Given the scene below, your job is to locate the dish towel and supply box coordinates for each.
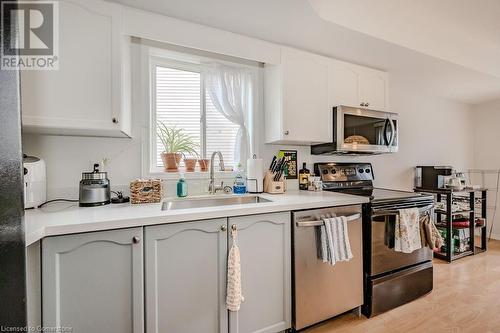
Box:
[395,208,422,253]
[319,216,354,265]
[420,210,444,250]
[227,227,244,311]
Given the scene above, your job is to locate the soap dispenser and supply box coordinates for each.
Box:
[176,174,188,198]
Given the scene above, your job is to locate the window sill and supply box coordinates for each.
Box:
[147,170,237,180]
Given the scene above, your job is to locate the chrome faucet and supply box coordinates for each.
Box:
[209,151,225,194]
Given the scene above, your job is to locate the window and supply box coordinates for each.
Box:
[152,59,240,171]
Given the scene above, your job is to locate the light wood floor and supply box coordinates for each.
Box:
[304,239,500,333]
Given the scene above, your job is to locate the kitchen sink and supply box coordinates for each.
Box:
[161,195,272,211]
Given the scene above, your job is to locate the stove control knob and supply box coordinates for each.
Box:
[365,169,371,173]
[359,169,364,173]
[322,169,329,175]
[332,169,337,174]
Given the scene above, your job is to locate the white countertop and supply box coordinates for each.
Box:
[24,190,368,246]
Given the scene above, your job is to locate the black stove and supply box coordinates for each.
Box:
[314,162,431,204]
[314,162,435,317]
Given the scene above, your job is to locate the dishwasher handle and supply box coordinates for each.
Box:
[296,213,361,227]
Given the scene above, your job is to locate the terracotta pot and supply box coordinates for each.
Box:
[184,158,198,172]
[198,159,211,172]
[161,152,182,172]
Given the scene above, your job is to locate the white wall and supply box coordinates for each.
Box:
[21,7,474,199]
[263,73,474,191]
[472,99,500,169]
[472,98,500,238]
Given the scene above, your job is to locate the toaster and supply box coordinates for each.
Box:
[79,164,111,207]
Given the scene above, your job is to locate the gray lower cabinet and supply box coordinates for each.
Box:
[42,227,144,333]
[145,218,228,333]
[228,212,291,333]
[41,212,291,333]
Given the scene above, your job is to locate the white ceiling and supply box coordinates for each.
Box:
[309,0,500,79]
[108,0,500,105]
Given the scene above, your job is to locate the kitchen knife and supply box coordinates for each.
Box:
[274,169,284,181]
[274,158,286,181]
[269,156,277,171]
[276,157,285,173]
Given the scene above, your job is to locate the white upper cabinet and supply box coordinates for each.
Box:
[358,67,388,111]
[329,60,388,111]
[21,0,131,137]
[328,61,360,108]
[264,46,389,145]
[264,47,331,145]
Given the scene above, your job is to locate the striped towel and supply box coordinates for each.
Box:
[319,216,353,265]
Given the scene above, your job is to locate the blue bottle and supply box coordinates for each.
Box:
[177,175,188,197]
[233,164,247,194]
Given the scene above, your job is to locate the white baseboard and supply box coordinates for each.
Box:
[488,233,500,241]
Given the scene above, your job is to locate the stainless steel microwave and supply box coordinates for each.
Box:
[311,106,398,155]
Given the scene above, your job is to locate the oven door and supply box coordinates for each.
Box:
[370,205,433,276]
[336,106,398,154]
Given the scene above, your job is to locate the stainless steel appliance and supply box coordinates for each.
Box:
[79,164,111,207]
[292,205,364,330]
[311,106,398,155]
[314,162,435,317]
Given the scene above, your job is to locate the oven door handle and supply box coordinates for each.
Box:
[372,204,434,218]
[296,213,361,227]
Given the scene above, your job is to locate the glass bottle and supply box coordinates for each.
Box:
[299,162,310,190]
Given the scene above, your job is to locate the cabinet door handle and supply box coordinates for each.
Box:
[360,102,364,107]
[112,117,119,124]
[366,102,370,107]
[231,224,237,231]
[220,225,227,232]
[132,236,140,244]
[284,130,289,136]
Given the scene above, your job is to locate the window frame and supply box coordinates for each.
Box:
[148,56,237,178]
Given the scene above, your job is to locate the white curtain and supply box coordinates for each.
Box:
[204,63,251,168]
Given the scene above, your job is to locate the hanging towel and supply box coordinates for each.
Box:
[325,218,336,263]
[420,210,444,250]
[227,227,244,311]
[319,224,329,263]
[338,216,354,261]
[319,216,354,265]
[394,208,422,253]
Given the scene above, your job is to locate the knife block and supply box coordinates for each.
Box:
[264,171,286,194]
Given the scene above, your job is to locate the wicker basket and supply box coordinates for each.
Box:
[130,179,163,204]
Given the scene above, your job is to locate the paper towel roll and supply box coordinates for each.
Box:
[246,157,263,193]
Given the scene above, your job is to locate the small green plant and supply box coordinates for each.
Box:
[156,121,199,156]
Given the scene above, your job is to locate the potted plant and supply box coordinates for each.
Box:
[198,158,210,172]
[183,156,198,172]
[156,122,199,172]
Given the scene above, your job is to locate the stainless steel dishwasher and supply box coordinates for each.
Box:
[292,205,363,331]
